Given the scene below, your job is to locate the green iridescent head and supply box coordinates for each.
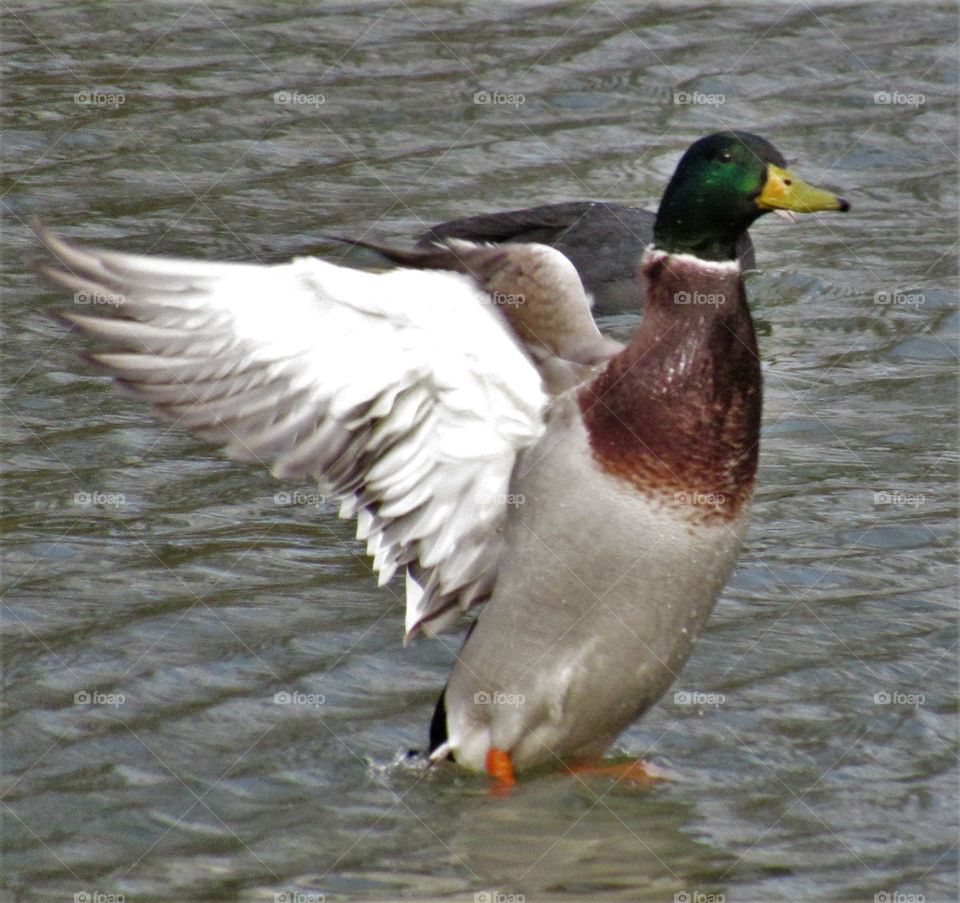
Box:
[653,131,850,261]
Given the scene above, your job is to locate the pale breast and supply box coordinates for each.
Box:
[442,406,750,772]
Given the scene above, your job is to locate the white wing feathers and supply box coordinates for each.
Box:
[38,228,548,641]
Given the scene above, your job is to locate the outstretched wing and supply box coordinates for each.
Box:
[37,225,548,641]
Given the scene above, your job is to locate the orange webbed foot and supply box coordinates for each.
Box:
[485,747,516,794]
[567,758,671,787]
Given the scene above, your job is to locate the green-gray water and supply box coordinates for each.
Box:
[2,3,958,901]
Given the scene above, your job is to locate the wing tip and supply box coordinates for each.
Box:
[31,217,75,264]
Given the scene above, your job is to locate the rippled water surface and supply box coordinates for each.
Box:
[2,3,958,901]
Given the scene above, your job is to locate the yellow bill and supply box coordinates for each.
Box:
[758,163,850,214]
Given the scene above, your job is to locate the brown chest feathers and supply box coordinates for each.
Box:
[578,252,762,523]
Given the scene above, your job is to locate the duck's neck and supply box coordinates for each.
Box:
[578,248,762,522]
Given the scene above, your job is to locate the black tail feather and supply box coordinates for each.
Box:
[429,686,451,758]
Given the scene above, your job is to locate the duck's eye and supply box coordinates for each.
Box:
[718,150,733,163]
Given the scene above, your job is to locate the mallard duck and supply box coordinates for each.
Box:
[37,131,848,785]
[418,200,756,314]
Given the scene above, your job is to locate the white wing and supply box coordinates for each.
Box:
[38,227,548,641]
